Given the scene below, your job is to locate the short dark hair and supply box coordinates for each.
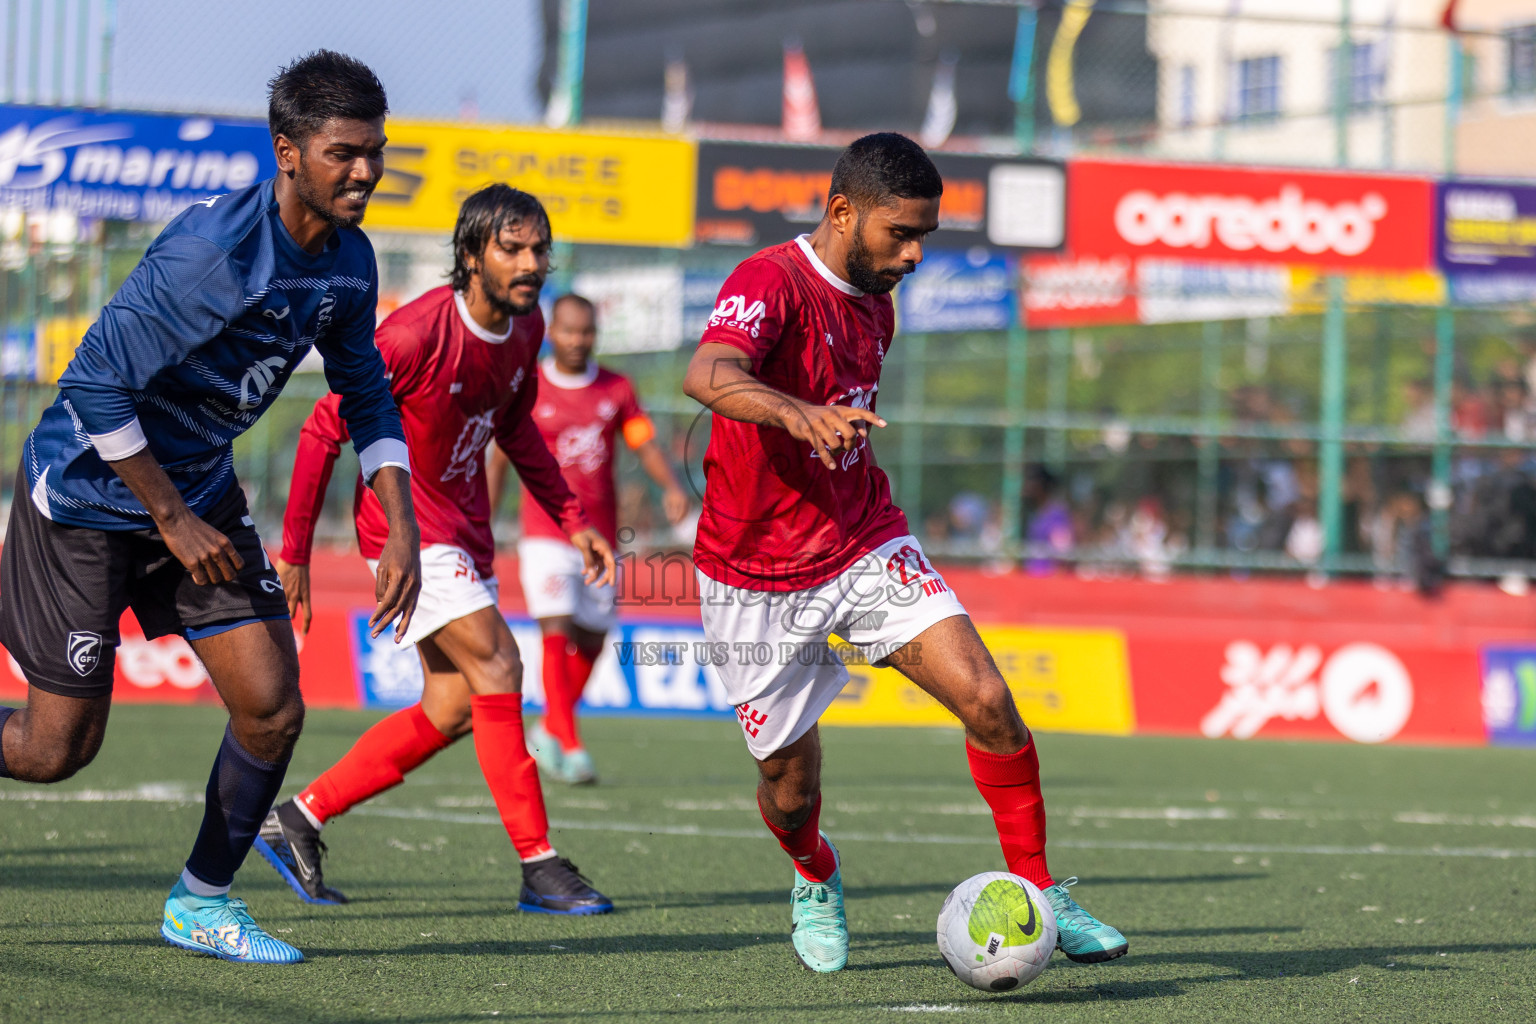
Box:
[552,293,595,319]
[449,184,552,292]
[828,132,943,213]
[267,50,388,146]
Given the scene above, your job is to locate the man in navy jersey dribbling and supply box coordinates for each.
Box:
[0,51,421,964]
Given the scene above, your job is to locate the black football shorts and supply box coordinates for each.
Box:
[0,469,290,699]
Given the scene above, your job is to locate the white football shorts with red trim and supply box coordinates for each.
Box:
[697,534,967,760]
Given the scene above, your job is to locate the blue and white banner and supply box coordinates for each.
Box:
[898,248,1015,333]
[0,105,274,223]
[1481,645,1536,747]
[350,612,732,718]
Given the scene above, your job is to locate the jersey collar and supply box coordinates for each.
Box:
[541,358,599,389]
[795,234,864,297]
[453,290,514,344]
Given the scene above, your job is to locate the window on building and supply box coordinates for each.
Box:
[1507,25,1536,96]
[1234,55,1281,122]
[1327,40,1386,111]
[1179,65,1196,127]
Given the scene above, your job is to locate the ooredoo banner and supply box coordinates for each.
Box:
[1068,159,1435,272]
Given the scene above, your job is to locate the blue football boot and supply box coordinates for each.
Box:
[1042,876,1128,963]
[790,834,848,973]
[161,879,304,964]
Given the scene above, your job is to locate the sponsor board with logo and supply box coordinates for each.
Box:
[1068,160,1434,272]
[0,105,273,223]
[1480,645,1536,747]
[367,122,694,247]
[0,609,347,706]
[897,249,1015,333]
[1129,635,1484,745]
[823,626,1135,735]
[1021,254,1289,328]
[695,141,1064,251]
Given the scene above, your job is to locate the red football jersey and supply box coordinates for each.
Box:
[694,236,908,591]
[521,361,654,547]
[281,286,589,577]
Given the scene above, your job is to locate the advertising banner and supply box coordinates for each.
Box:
[1435,180,1536,274]
[1021,254,1138,328]
[570,265,685,352]
[824,626,1135,735]
[0,105,273,223]
[1020,255,1288,329]
[1068,159,1434,272]
[1129,636,1484,746]
[695,141,1064,251]
[351,613,730,716]
[897,249,1015,333]
[367,122,695,247]
[1480,645,1536,747]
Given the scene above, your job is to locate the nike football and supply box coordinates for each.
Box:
[936,872,1057,991]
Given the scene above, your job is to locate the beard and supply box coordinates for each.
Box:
[483,272,544,316]
[294,158,373,229]
[845,214,915,295]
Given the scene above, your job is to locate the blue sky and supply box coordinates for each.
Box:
[109,0,545,122]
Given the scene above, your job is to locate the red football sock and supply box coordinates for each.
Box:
[299,704,451,824]
[759,792,838,882]
[967,736,1055,889]
[470,693,553,860]
[540,635,580,753]
[561,643,600,747]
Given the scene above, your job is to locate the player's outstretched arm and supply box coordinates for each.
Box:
[275,394,350,633]
[683,342,887,470]
[368,466,422,642]
[570,528,617,587]
[635,440,690,525]
[108,450,244,585]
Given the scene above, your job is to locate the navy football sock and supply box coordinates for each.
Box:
[184,723,289,889]
[0,706,15,779]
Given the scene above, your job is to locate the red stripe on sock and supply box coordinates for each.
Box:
[299,704,451,824]
[540,635,580,753]
[469,693,553,860]
[966,737,1055,889]
[759,792,837,882]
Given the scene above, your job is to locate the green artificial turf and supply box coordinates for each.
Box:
[2,706,1533,1023]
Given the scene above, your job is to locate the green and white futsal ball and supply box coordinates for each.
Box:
[936,872,1057,991]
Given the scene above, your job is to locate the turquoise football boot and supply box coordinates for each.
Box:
[526,720,565,780]
[556,747,598,785]
[1042,876,1128,963]
[790,834,848,973]
[160,879,304,964]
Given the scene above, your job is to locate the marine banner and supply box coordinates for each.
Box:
[0,104,274,223]
[366,122,696,247]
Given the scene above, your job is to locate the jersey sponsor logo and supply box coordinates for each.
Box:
[709,294,767,337]
[237,355,287,410]
[261,304,290,322]
[510,367,526,393]
[596,398,617,421]
[441,410,496,482]
[555,422,609,473]
[313,292,337,340]
[1200,641,1414,743]
[66,630,103,677]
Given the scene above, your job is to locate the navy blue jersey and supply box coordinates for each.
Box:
[23,178,408,529]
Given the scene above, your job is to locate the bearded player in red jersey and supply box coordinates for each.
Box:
[255,185,616,915]
[682,134,1128,972]
[486,293,689,785]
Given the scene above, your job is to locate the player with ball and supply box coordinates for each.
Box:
[682,132,1128,977]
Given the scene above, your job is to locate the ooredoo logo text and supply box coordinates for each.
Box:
[1113,186,1388,258]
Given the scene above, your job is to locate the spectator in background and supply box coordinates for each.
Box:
[1400,379,1437,442]
[1023,466,1074,574]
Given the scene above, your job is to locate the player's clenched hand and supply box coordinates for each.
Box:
[571,528,617,587]
[371,534,422,643]
[785,402,887,469]
[161,509,244,586]
[273,557,312,634]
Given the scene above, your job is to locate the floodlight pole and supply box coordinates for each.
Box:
[1000,326,1029,552]
[1334,0,1351,168]
[554,0,589,126]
